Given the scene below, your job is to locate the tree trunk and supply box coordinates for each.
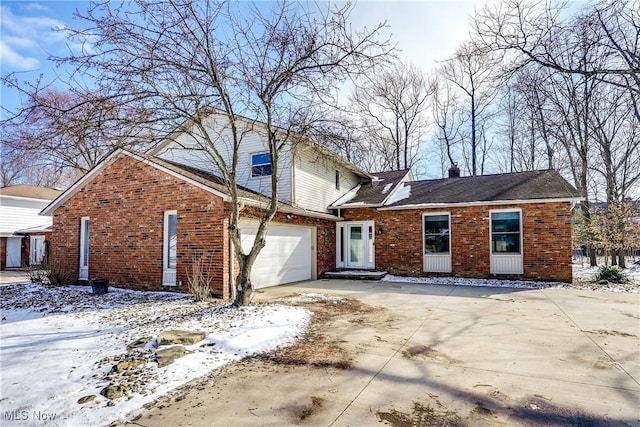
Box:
[234,262,253,306]
[618,250,626,268]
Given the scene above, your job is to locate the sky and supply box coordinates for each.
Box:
[0,0,485,118]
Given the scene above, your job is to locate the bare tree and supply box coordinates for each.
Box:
[473,0,639,97]
[1,88,152,175]
[430,78,467,174]
[0,142,70,188]
[349,60,431,171]
[45,0,389,305]
[439,43,500,176]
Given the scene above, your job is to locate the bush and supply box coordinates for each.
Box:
[186,254,214,302]
[28,257,73,287]
[594,265,628,283]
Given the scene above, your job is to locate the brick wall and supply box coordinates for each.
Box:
[51,155,229,296]
[0,238,6,270]
[341,202,573,282]
[50,154,337,298]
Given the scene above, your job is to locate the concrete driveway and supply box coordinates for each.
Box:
[134,279,640,426]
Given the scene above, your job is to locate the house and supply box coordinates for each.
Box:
[0,185,62,270]
[331,167,581,282]
[42,115,581,297]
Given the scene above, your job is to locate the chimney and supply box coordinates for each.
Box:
[448,163,460,178]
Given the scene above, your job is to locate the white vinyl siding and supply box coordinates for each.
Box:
[0,196,53,235]
[155,116,292,202]
[490,209,524,274]
[294,146,360,212]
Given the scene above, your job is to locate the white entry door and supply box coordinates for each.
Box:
[6,237,22,268]
[347,224,365,268]
[336,221,375,269]
[30,236,45,265]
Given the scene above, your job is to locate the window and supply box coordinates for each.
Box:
[251,152,272,177]
[424,214,450,254]
[79,217,90,280]
[164,211,177,269]
[335,170,340,190]
[491,211,521,254]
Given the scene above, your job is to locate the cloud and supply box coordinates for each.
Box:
[0,5,70,73]
[21,3,52,13]
[0,40,40,70]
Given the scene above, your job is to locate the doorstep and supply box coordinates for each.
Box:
[322,270,388,280]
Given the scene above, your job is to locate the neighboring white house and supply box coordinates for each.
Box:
[0,185,62,269]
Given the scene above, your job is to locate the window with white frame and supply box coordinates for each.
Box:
[423,214,450,254]
[251,152,272,177]
[491,211,521,254]
[164,211,177,270]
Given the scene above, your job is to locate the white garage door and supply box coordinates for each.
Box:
[240,221,312,289]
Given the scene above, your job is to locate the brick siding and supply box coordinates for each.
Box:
[341,202,573,282]
[50,154,336,299]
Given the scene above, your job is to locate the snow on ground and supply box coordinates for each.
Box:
[0,283,310,426]
[381,261,640,294]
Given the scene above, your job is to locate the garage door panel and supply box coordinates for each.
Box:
[239,222,312,289]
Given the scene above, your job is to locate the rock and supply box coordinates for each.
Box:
[77,395,96,404]
[597,279,609,285]
[100,384,129,400]
[155,346,189,367]
[127,337,152,349]
[157,330,206,346]
[111,358,146,373]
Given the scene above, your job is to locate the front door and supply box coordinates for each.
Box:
[337,221,375,269]
[347,224,365,268]
[6,237,21,268]
[30,236,45,265]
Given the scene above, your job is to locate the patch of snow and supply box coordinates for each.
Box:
[331,184,360,206]
[382,274,561,289]
[0,283,310,426]
[384,182,411,205]
[381,269,639,294]
[381,183,393,194]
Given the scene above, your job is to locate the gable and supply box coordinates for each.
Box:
[41,150,230,216]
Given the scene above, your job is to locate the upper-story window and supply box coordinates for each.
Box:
[251,152,272,177]
[335,170,340,190]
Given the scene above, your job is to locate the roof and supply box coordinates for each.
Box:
[150,157,268,202]
[330,169,411,207]
[0,185,62,201]
[41,149,343,221]
[335,169,581,209]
